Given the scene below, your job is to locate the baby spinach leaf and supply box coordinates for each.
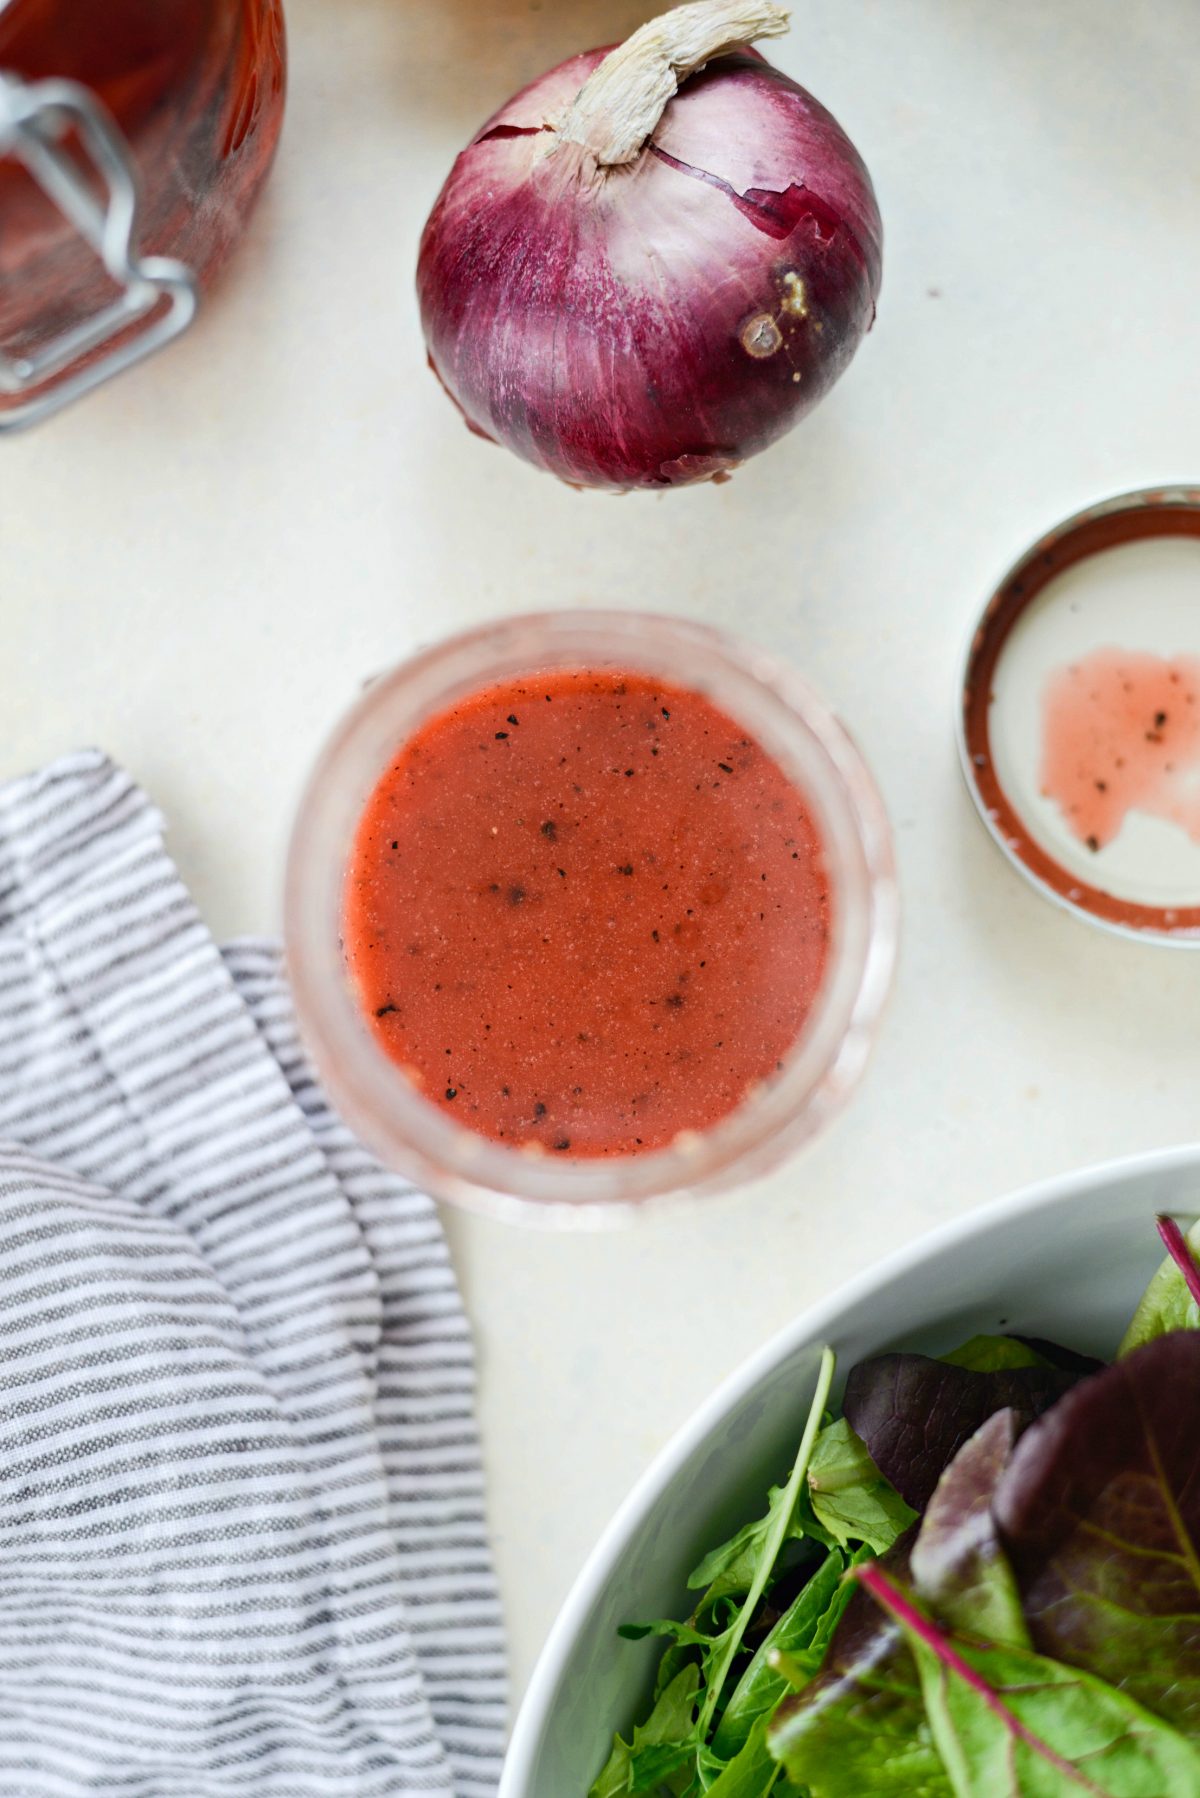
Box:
[588,1665,700,1798]
[860,1564,1200,1797]
[843,1353,1084,1512]
[1119,1215,1200,1356]
[994,1329,1200,1732]
[713,1549,851,1756]
[910,1409,1028,1650]
[806,1418,918,1554]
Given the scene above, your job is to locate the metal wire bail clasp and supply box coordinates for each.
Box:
[0,69,199,431]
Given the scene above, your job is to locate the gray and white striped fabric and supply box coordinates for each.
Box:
[0,750,506,1797]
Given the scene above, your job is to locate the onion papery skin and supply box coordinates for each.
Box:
[417,46,882,492]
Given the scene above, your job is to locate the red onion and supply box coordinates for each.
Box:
[417,0,881,492]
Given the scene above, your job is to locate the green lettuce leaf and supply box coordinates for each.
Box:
[768,1529,951,1797]
[805,1418,917,1554]
[769,1613,949,1797]
[912,1627,1200,1797]
[939,1335,1051,1372]
[1119,1216,1200,1355]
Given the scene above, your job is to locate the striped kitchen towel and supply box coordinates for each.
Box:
[0,750,506,1797]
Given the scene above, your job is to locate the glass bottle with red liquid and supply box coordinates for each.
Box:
[0,0,286,427]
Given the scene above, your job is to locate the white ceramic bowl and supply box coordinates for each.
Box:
[499,1144,1200,1797]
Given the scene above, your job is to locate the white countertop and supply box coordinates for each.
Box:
[5,0,1200,1707]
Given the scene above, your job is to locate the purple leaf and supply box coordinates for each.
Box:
[843,1353,1083,1512]
[910,1409,1029,1648]
[993,1329,1200,1729]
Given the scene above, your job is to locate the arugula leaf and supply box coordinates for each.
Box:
[713,1549,853,1756]
[687,1482,807,1610]
[628,1742,696,1790]
[703,1717,779,1796]
[1119,1215,1200,1356]
[594,1351,838,1795]
[994,1329,1200,1731]
[909,1409,1028,1650]
[861,1563,1200,1797]
[843,1352,1086,1512]
[588,1666,700,1798]
[697,1348,836,1736]
[619,1620,712,1648]
[806,1417,917,1553]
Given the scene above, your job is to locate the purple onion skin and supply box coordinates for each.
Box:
[417,47,882,492]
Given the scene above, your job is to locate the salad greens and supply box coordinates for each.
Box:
[994,1330,1200,1730]
[908,1409,1028,1649]
[1118,1213,1200,1355]
[841,1350,1087,1512]
[859,1562,1200,1798]
[590,1213,1200,1797]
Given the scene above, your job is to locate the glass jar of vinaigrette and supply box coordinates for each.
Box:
[0,0,286,427]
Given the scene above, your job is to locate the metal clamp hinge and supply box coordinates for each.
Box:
[0,70,198,431]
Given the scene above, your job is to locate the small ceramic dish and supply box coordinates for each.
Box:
[959,487,1200,943]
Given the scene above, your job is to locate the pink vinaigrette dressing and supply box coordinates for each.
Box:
[1041,649,1200,851]
[344,670,833,1158]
